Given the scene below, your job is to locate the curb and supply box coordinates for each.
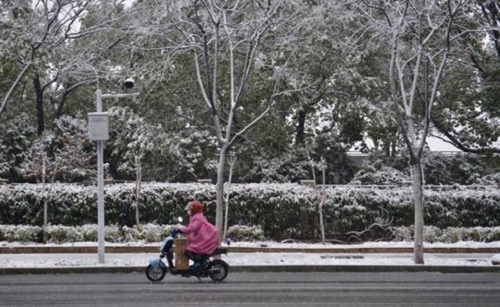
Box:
[1,246,499,254]
[1,265,499,275]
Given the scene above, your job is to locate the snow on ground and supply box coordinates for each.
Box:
[0,252,495,268]
[0,241,498,268]
[2,240,500,249]
[228,240,500,249]
[492,254,500,265]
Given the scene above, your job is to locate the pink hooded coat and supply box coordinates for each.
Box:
[179,213,219,255]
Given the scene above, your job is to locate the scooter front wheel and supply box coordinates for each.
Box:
[207,259,229,282]
[146,264,166,282]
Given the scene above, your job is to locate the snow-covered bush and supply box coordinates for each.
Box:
[19,116,96,183]
[77,224,98,242]
[227,225,265,241]
[0,183,499,241]
[478,173,500,186]
[392,226,500,243]
[44,225,83,243]
[121,225,141,242]
[1,224,499,244]
[105,225,122,242]
[350,166,409,185]
[0,113,35,180]
[392,226,413,241]
[424,152,496,185]
[138,224,166,242]
[0,225,42,242]
[423,226,443,243]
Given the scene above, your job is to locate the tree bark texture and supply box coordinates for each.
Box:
[215,144,229,242]
[411,160,425,264]
[33,74,45,136]
[295,108,306,146]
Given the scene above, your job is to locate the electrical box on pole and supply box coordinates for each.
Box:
[88,112,109,141]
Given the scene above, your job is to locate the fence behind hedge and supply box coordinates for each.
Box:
[0,183,498,240]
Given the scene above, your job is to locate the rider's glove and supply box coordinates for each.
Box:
[171,227,182,237]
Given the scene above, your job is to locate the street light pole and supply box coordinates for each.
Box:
[96,89,105,264]
[92,88,139,264]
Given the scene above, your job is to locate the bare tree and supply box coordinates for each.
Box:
[155,0,303,239]
[359,0,470,263]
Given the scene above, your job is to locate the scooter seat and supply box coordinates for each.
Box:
[211,247,228,256]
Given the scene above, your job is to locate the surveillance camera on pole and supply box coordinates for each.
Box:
[124,78,135,89]
[89,79,139,264]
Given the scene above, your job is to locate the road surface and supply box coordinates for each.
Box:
[0,272,499,306]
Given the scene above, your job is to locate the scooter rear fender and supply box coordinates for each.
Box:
[149,258,167,270]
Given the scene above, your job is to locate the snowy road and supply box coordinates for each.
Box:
[0,272,499,306]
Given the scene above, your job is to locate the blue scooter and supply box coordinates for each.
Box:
[146,219,229,283]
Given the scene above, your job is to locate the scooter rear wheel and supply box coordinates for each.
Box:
[207,259,229,282]
[146,264,166,282]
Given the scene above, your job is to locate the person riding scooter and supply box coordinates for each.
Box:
[169,200,220,271]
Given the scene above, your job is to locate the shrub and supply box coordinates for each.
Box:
[392,226,413,241]
[0,183,499,241]
[105,225,122,242]
[0,225,42,242]
[121,225,141,242]
[1,224,499,244]
[478,173,500,186]
[391,226,500,243]
[227,225,265,241]
[350,166,409,185]
[423,226,443,243]
[44,225,83,243]
[78,224,98,242]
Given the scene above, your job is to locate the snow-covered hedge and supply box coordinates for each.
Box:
[0,224,261,243]
[227,225,265,241]
[0,224,178,243]
[393,226,500,243]
[1,224,499,244]
[0,183,499,240]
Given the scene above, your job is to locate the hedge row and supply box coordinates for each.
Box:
[1,224,498,244]
[0,183,499,240]
[0,224,264,244]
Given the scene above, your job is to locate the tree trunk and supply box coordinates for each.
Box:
[319,166,326,244]
[223,158,235,240]
[391,139,397,157]
[410,159,425,264]
[309,160,316,183]
[215,144,229,242]
[0,63,32,118]
[42,154,48,244]
[54,91,69,119]
[33,74,45,136]
[295,108,307,146]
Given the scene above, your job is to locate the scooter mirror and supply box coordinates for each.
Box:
[177,216,183,223]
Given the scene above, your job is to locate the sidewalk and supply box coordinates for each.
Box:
[2,245,500,254]
[1,247,499,274]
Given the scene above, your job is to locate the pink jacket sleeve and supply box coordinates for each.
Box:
[179,216,201,234]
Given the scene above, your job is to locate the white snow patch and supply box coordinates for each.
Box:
[2,240,500,249]
[0,240,498,268]
[492,254,500,265]
[0,252,495,268]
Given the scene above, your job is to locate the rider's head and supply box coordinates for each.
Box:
[185,200,203,215]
